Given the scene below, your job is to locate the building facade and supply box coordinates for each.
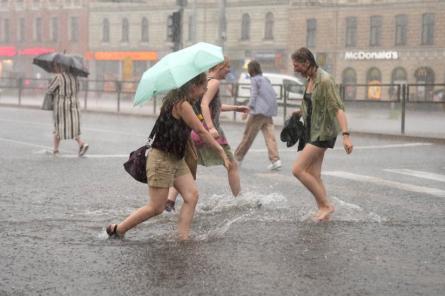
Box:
[288,0,445,101]
[0,0,89,81]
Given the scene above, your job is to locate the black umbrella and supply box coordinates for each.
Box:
[33,52,89,77]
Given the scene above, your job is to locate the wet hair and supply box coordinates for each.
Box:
[209,56,230,72]
[247,60,262,77]
[161,72,207,112]
[291,47,318,68]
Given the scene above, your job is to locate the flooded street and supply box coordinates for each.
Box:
[1,107,444,295]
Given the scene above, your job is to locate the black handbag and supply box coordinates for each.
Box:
[41,93,54,111]
[123,120,159,183]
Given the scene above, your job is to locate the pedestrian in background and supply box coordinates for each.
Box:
[234,60,282,170]
[106,73,230,240]
[46,63,88,156]
[291,47,353,221]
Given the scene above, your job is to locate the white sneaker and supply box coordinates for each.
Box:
[268,160,282,171]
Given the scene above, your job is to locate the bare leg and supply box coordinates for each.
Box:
[165,187,180,212]
[167,187,179,202]
[174,174,199,240]
[53,134,60,153]
[115,186,169,236]
[227,159,241,197]
[306,150,334,221]
[75,136,85,147]
[292,144,334,221]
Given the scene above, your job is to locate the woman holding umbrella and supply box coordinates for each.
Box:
[46,61,89,156]
[106,72,230,240]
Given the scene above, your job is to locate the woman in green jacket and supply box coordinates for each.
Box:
[291,47,353,221]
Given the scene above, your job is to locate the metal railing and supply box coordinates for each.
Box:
[1,77,444,136]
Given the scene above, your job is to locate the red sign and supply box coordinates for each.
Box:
[0,47,16,57]
[0,47,55,57]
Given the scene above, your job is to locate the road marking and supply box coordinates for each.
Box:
[249,142,432,153]
[324,171,445,198]
[0,137,128,158]
[58,154,128,158]
[0,137,53,150]
[0,118,146,137]
[384,169,445,183]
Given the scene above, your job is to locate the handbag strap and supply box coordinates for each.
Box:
[146,118,160,147]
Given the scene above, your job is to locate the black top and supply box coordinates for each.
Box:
[151,104,191,159]
[303,93,313,142]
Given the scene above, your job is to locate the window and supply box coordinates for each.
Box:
[395,15,407,46]
[51,17,58,42]
[366,67,382,100]
[264,12,274,40]
[421,13,434,45]
[342,68,357,100]
[414,67,435,101]
[102,18,110,42]
[34,17,42,42]
[241,13,250,41]
[345,17,356,47]
[141,17,148,42]
[390,67,407,99]
[18,18,25,42]
[306,18,316,48]
[369,16,382,47]
[70,17,79,42]
[121,18,129,42]
[3,19,10,42]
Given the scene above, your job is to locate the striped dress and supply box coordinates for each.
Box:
[46,72,81,140]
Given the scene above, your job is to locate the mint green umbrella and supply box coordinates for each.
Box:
[133,42,224,106]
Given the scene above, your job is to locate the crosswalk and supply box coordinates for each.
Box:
[323,170,445,198]
[256,168,445,198]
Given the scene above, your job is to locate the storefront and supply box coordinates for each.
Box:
[85,51,158,91]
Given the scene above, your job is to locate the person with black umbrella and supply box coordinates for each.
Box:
[45,60,88,156]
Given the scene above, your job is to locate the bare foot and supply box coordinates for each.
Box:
[313,205,335,222]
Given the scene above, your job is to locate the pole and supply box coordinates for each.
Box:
[218,0,226,50]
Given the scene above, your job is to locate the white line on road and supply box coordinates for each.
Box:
[0,137,53,150]
[57,154,128,158]
[248,142,432,153]
[324,171,445,198]
[0,118,146,137]
[384,169,445,183]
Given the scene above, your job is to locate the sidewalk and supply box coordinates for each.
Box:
[1,94,444,141]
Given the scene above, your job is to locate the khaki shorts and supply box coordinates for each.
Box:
[146,148,191,188]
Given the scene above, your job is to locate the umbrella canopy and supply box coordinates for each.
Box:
[133,42,224,106]
[33,52,89,77]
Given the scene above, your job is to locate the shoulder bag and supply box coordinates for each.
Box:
[123,120,159,183]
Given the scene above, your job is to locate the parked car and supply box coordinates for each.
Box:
[236,72,305,104]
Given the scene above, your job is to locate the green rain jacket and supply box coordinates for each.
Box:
[301,67,345,142]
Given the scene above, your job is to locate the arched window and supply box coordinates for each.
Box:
[414,67,435,101]
[102,18,110,42]
[241,13,250,41]
[389,67,407,99]
[342,67,357,100]
[264,12,274,40]
[122,18,129,42]
[366,67,382,100]
[141,17,149,42]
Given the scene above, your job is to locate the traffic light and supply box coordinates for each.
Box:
[167,11,182,50]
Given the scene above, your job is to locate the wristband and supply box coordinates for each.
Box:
[342,132,350,136]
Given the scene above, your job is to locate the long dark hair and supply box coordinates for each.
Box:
[291,47,318,68]
[161,72,207,112]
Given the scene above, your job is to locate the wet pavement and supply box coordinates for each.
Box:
[0,106,444,296]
